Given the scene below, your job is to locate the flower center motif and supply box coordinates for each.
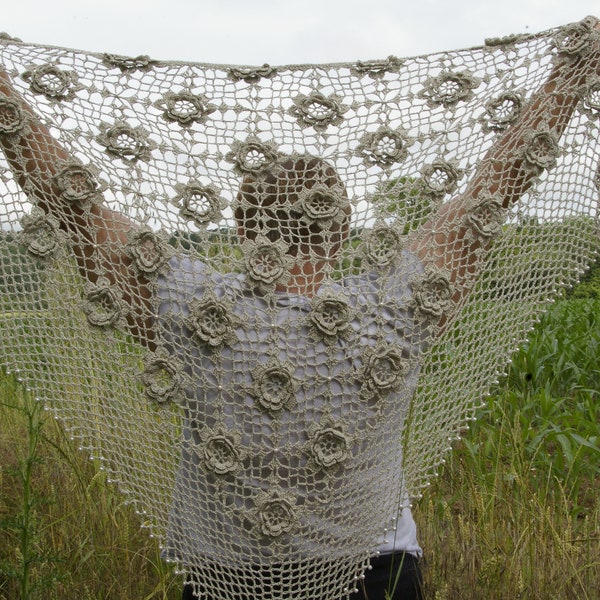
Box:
[203,435,241,475]
[228,64,276,83]
[375,135,400,158]
[466,195,505,239]
[306,99,336,122]
[187,295,236,348]
[304,190,337,218]
[139,238,161,269]
[258,496,296,538]
[361,344,407,399]
[353,56,402,79]
[98,123,151,161]
[55,164,98,204]
[0,96,25,134]
[83,283,125,328]
[26,65,72,98]
[298,187,344,227]
[311,427,348,469]
[227,139,279,175]
[141,356,181,404]
[27,223,57,255]
[422,164,455,194]
[554,21,594,56]
[290,93,346,130]
[437,78,461,102]
[258,370,292,410]
[357,127,409,168]
[170,97,198,120]
[126,230,171,275]
[421,71,478,108]
[159,92,215,126]
[251,361,296,414]
[247,246,285,283]
[243,146,271,171]
[412,270,453,319]
[370,356,396,388]
[364,226,402,267]
[110,131,142,157]
[484,93,522,131]
[102,53,154,72]
[310,295,351,340]
[177,184,224,226]
[524,131,559,170]
[20,212,63,258]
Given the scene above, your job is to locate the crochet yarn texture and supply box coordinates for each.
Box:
[0,16,599,599]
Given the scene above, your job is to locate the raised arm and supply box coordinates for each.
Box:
[0,68,154,345]
[409,18,600,324]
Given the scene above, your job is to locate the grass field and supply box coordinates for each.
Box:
[0,297,598,599]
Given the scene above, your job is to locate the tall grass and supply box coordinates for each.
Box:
[0,371,181,599]
[416,298,600,599]
[1,298,598,598]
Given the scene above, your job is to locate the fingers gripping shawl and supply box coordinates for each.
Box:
[0,18,599,599]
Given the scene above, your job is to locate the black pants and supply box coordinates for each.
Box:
[182,552,423,600]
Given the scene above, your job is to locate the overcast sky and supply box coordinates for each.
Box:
[2,0,598,65]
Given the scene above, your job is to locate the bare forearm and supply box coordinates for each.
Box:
[469,44,600,208]
[410,19,600,327]
[0,69,129,241]
[0,67,153,344]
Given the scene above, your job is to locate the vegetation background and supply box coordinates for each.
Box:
[0,252,598,599]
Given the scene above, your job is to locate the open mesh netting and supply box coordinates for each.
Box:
[1,16,600,599]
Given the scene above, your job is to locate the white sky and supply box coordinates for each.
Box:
[2,0,598,65]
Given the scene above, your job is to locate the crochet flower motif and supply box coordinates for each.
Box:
[102,53,156,72]
[243,236,292,295]
[465,193,506,240]
[197,428,244,475]
[523,129,560,171]
[255,490,298,539]
[420,160,462,197]
[309,419,349,470]
[186,292,239,349]
[22,64,80,101]
[174,182,226,227]
[140,349,184,405]
[297,185,347,229]
[250,359,297,415]
[578,77,600,119]
[226,137,280,176]
[420,71,480,108]
[360,343,408,400]
[481,92,523,132]
[19,210,65,259]
[410,269,453,319]
[361,224,404,269]
[125,228,174,276]
[82,277,128,329]
[228,64,277,83]
[289,92,348,131]
[309,291,353,345]
[352,56,403,79]
[154,91,216,127]
[553,18,598,57]
[356,127,410,168]
[97,122,154,161]
[0,95,26,135]
[53,162,102,206]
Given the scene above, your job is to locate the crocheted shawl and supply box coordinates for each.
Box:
[0,17,598,599]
